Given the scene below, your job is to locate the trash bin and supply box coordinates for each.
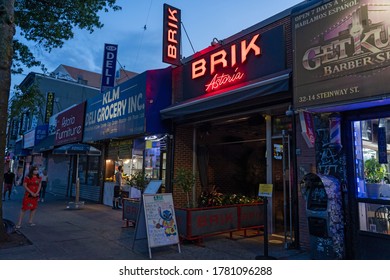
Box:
[300,173,344,259]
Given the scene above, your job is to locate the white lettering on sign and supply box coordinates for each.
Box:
[103,87,120,105]
[85,87,146,126]
[192,34,261,79]
[101,44,118,89]
[128,93,145,113]
[61,116,75,128]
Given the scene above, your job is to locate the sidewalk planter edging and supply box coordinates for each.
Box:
[175,202,265,241]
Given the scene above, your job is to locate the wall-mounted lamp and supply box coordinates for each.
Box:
[285,105,295,117]
[211,37,223,46]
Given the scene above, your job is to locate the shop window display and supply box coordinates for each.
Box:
[104,136,167,186]
[352,118,390,235]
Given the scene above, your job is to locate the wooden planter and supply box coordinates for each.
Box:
[175,202,265,241]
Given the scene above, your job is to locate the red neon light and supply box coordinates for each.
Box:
[205,68,244,92]
[192,34,261,80]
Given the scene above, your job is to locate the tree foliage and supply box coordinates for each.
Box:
[0,0,121,242]
[8,84,45,122]
[12,0,121,74]
[173,168,195,208]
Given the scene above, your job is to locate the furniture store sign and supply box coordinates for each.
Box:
[84,75,146,142]
[294,0,390,108]
[54,102,85,146]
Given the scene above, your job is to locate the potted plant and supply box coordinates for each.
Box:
[128,171,149,193]
[173,167,195,208]
[364,157,387,197]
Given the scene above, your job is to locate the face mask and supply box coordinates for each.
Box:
[33,170,39,175]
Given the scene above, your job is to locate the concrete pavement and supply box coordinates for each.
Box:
[0,185,310,260]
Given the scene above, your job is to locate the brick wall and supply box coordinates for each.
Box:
[172,125,200,208]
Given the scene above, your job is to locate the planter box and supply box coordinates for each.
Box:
[175,203,265,241]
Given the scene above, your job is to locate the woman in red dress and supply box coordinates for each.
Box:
[16,166,42,228]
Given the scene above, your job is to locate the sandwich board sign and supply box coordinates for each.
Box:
[132,193,180,259]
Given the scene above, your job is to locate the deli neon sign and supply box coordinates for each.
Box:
[192,34,261,92]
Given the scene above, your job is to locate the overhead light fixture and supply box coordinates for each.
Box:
[211,37,223,46]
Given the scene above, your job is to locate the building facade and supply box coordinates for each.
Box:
[161,9,298,248]
[293,0,390,259]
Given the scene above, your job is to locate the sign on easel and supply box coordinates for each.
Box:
[133,193,181,259]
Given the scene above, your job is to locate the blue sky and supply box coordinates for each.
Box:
[12,0,303,91]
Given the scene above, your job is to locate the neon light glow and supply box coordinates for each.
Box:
[191,33,261,80]
[205,68,244,92]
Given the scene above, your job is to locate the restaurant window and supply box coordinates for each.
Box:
[352,118,390,235]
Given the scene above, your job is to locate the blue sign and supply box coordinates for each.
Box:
[35,124,48,145]
[101,43,118,92]
[84,74,147,142]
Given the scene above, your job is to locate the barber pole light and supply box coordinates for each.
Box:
[329,114,342,149]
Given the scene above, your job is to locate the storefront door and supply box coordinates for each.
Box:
[271,131,293,244]
[348,112,390,259]
[267,114,295,248]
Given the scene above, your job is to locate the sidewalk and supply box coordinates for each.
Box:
[0,186,310,260]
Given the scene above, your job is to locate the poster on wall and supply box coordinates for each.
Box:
[293,0,390,109]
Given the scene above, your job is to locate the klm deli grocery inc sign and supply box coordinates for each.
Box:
[83,75,146,142]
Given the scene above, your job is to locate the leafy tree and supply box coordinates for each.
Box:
[173,168,195,208]
[0,0,121,242]
[8,84,45,123]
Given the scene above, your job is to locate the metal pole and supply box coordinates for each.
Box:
[288,133,293,244]
[265,115,273,234]
[76,154,80,203]
[255,198,276,260]
[192,127,197,208]
[264,197,269,257]
[282,130,287,247]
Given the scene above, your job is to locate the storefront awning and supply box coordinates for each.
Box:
[160,71,290,121]
[32,134,55,154]
[14,140,31,157]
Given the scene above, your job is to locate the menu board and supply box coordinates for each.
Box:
[143,194,180,249]
[132,193,181,258]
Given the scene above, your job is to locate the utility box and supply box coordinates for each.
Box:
[300,173,344,259]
